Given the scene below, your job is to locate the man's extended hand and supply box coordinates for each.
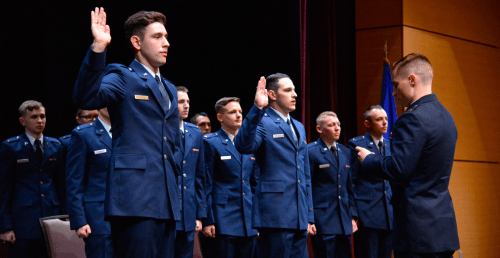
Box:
[202,225,216,238]
[355,146,374,164]
[352,219,358,233]
[76,225,92,238]
[195,219,203,232]
[0,230,15,244]
[91,7,111,53]
[254,76,268,109]
[307,223,317,236]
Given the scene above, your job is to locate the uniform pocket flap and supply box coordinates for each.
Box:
[261,181,285,193]
[212,194,228,204]
[115,154,146,169]
[83,191,106,202]
[354,189,372,200]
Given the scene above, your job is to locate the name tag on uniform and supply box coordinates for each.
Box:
[94,149,107,155]
[135,95,149,100]
[273,134,284,138]
[192,148,199,152]
[17,159,29,163]
[221,156,231,160]
[319,164,330,169]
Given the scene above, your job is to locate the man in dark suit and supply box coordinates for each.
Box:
[174,86,206,258]
[0,100,64,258]
[66,108,113,258]
[73,8,181,258]
[347,105,393,258]
[308,111,358,258]
[191,112,212,135]
[203,97,259,258]
[355,54,459,258]
[235,74,314,258]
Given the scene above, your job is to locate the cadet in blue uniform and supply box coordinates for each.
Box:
[235,74,314,258]
[202,97,259,258]
[174,86,207,258]
[0,100,64,258]
[347,105,393,258]
[356,54,459,258]
[191,112,212,136]
[66,108,114,258]
[308,111,358,258]
[73,9,181,258]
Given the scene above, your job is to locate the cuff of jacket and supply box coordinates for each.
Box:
[69,214,88,231]
[85,45,107,71]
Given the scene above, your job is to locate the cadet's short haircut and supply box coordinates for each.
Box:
[215,97,240,114]
[124,11,167,50]
[266,73,291,93]
[190,112,209,125]
[393,53,433,85]
[19,100,44,117]
[316,111,338,126]
[176,86,188,93]
[363,105,384,121]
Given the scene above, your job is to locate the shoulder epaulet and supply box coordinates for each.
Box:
[307,141,319,148]
[61,134,71,139]
[350,135,366,142]
[76,123,93,131]
[406,104,419,112]
[184,122,197,129]
[45,136,60,143]
[5,135,21,143]
[204,133,217,139]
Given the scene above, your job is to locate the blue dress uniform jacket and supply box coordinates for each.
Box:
[347,132,393,230]
[362,94,460,253]
[0,134,63,239]
[203,129,259,237]
[66,119,112,235]
[235,105,314,230]
[73,47,181,221]
[177,122,207,231]
[308,139,357,235]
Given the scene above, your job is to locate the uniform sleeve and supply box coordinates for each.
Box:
[304,146,314,224]
[346,139,361,189]
[54,141,67,215]
[0,142,15,233]
[250,157,260,195]
[347,163,358,218]
[234,104,266,154]
[202,139,215,227]
[195,134,207,220]
[65,130,89,230]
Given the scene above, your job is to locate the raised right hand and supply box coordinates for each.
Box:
[76,224,92,238]
[0,230,15,244]
[254,76,268,109]
[91,7,111,53]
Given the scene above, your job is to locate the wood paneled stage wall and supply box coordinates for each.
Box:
[355,0,500,257]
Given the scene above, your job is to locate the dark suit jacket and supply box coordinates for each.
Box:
[0,134,63,238]
[347,132,393,230]
[235,105,313,230]
[66,119,112,235]
[308,138,357,235]
[203,129,259,237]
[73,47,181,221]
[177,122,207,232]
[362,94,459,252]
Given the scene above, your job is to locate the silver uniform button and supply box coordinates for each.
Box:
[164,155,167,160]
[338,196,341,200]
[183,173,186,178]
[41,194,45,197]
[338,185,341,189]
[40,181,43,185]
[242,193,246,197]
[183,160,186,165]
[297,166,300,170]
[298,180,301,184]
[184,186,187,190]
[164,137,167,142]
[242,180,245,184]
[338,175,340,178]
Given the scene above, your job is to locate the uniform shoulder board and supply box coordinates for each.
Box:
[203,133,216,139]
[307,141,319,149]
[184,122,198,129]
[45,136,61,143]
[351,135,365,142]
[76,123,93,131]
[5,135,21,143]
[61,134,71,139]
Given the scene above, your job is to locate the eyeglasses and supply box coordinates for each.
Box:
[78,115,98,120]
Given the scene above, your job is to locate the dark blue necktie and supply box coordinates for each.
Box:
[34,139,43,164]
[155,75,170,112]
[180,129,185,151]
[379,141,385,156]
[287,118,298,146]
[330,146,339,164]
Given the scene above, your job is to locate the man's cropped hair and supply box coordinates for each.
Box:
[316,111,338,126]
[124,11,167,48]
[363,105,384,121]
[190,112,208,125]
[393,53,433,85]
[19,100,44,117]
[215,97,240,114]
[266,73,290,93]
[176,86,188,93]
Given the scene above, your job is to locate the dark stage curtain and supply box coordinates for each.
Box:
[300,0,357,145]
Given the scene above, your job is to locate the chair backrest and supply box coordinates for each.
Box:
[39,215,86,258]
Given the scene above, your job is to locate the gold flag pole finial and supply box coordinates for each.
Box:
[384,41,389,64]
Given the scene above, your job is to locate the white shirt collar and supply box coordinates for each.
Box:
[98,117,112,138]
[221,128,235,143]
[180,122,185,133]
[26,133,43,151]
[321,138,336,150]
[135,59,161,78]
[268,106,291,122]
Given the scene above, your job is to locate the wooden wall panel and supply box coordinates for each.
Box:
[355,0,402,30]
[403,27,500,162]
[449,162,500,258]
[355,27,402,136]
[403,0,500,47]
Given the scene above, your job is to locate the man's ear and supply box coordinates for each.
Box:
[216,113,223,123]
[19,117,25,127]
[409,74,416,86]
[316,125,322,134]
[268,90,277,101]
[130,36,141,51]
[363,119,370,129]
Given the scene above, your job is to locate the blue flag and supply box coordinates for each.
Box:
[381,60,397,139]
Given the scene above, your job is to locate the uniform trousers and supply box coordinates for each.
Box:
[310,234,351,258]
[354,226,392,258]
[258,228,308,258]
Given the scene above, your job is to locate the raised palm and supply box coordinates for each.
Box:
[254,76,268,109]
[91,7,111,53]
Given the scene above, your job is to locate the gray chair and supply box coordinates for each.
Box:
[39,215,86,258]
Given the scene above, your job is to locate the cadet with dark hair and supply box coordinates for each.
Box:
[73,8,181,257]
[356,54,460,258]
[0,100,64,258]
[191,112,212,135]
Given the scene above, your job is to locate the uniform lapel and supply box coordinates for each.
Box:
[94,120,112,150]
[365,132,380,155]
[267,109,297,149]
[219,129,241,165]
[21,133,37,166]
[183,123,193,159]
[129,60,166,116]
[41,136,54,167]
[161,78,177,118]
[318,138,338,171]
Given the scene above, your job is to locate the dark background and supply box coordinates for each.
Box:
[0,0,301,141]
